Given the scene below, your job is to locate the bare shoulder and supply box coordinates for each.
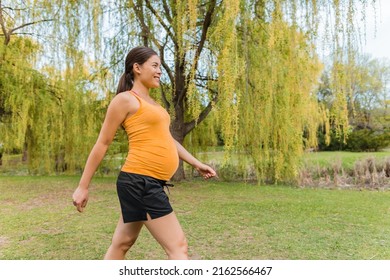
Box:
[110,91,139,115]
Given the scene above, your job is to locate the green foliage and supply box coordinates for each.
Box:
[316,54,390,153]
[0,34,106,174]
[318,128,390,152]
[0,1,109,174]
[0,0,382,184]
[235,6,323,183]
[342,129,390,152]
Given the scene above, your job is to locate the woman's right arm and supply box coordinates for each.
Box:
[72,93,134,212]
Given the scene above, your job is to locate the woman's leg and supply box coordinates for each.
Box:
[144,212,188,260]
[104,215,144,260]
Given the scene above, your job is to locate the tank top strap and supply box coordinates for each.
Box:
[128,90,143,104]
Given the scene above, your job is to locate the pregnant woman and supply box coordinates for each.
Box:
[72,46,217,260]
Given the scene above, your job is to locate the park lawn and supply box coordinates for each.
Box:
[195,149,390,171]
[301,150,390,169]
[1,176,390,260]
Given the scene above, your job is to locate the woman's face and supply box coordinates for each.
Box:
[136,55,162,89]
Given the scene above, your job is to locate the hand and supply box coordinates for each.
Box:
[196,163,217,180]
[72,186,89,213]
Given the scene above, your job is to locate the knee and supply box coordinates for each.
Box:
[167,238,188,260]
[112,235,138,252]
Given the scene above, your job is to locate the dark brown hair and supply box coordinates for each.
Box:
[116,46,158,94]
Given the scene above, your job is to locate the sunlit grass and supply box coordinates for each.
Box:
[301,150,390,169]
[1,176,390,260]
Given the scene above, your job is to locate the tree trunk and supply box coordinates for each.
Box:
[172,159,185,182]
[170,102,186,181]
[170,127,185,180]
[171,53,186,181]
[22,143,28,162]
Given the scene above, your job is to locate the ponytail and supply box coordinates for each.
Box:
[116,72,133,95]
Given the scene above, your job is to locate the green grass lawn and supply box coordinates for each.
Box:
[301,150,390,169]
[1,175,390,260]
[196,149,390,170]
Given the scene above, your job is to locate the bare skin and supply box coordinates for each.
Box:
[72,54,217,260]
[104,212,188,260]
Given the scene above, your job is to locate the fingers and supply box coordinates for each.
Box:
[72,187,88,213]
[204,172,218,179]
[196,164,219,179]
[72,199,84,212]
[75,201,87,212]
[201,166,217,180]
[72,196,87,213]
[77,204,85,213]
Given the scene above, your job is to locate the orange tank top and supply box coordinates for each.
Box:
[121,91,179,180]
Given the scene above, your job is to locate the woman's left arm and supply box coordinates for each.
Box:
[174,140,217,179]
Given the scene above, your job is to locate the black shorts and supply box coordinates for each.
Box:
[116,171,173,223]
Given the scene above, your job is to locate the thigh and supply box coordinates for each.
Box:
[112,214,144,244]
[143,212,186,250]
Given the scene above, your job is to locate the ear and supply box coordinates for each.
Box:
[133,63,142,75]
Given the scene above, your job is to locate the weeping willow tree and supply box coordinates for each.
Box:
[0,0,105,174]
[234,2,323,183]
[154,0,377,182]
[103,0,242,179]
[0,0,379,182]
[231,0,378,183]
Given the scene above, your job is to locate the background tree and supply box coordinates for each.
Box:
[233,2,323,183]
[0,1,105,173]
[100,0,377,181]
[107,0,241,179]
[316,54,390,151]
[0,0,381,183]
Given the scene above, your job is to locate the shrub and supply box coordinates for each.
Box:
[318,128,390,152]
